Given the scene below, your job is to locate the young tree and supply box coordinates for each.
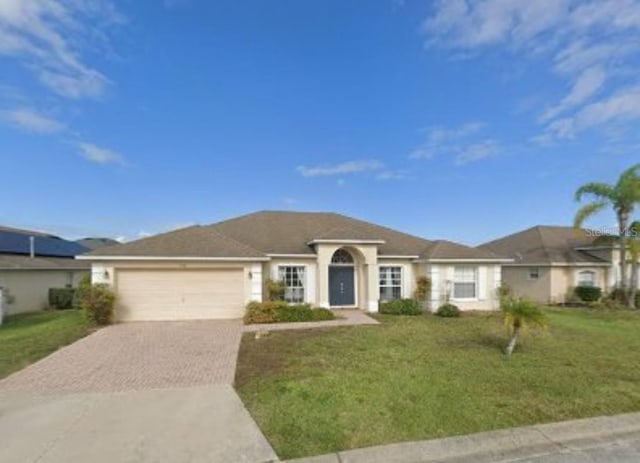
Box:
[502,297,547,357]
[574,164,640,307]
[629,221,640,309]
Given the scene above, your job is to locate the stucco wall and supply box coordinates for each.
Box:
[502,265,609,304]
[0,270,88,315]
[424,263,502,311]
[502,266,552,303]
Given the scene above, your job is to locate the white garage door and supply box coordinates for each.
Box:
[115,269,245,321]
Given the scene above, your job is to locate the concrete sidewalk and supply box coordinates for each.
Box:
[286,412,640,463]
[0,385,277,463]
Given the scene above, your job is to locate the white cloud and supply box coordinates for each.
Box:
[410,121,484,159]
[297,160,383,177]
[376,170,408,181]
[0,0,123,99]
[455,140,500,165]
[410,121,496,165]
[423,0,640,141]
[76,142,125,165]
[541,66,606,121]
[1,107,64,133]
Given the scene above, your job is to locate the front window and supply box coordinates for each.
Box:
[578,270,596,287]
[379,266,402,301]
[453,266,477,299]
[278,266,306,303]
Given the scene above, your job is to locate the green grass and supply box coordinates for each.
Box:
[235,308,640,459]
[0,310,90,379]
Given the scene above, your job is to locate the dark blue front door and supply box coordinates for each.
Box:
[329,266,355,306]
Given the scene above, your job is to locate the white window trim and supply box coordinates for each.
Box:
[277,264,307,304]
[379,266,403,301]
[576,269,597,287]
[451,266,478,301]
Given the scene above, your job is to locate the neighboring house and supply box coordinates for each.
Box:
[0,226,90,315]
[76,237,120,251]
[79,211,510,321]
[479,225,625,304]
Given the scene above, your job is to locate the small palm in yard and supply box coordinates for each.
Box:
[502,298,547,357]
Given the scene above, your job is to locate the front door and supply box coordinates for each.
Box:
[329,266,355,306]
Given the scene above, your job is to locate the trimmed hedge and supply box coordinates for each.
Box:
[436,303,461,317]
[244,301,337,324]
[379,298,422,315]
[574,286,602,302]
[48,288,76,310]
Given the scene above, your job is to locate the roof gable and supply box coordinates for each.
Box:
[479,226,607,265]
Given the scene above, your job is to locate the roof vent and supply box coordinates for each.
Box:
[29,236,35,258]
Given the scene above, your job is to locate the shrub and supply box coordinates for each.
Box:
[265,279,285,301]
[75,283,116,325]
[436,303,461,317]
[244,301,336,324]
[379,298,422,315]
[311,308,335,321]
[606,288,640,307]
[414,276,432,301]
[48,288,75,310]
[574,286,602,302]
[73,274,92,310]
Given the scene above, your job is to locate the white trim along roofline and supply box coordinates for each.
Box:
[378,255,420,259]
[415,258,514,263]
[265,253,317,258]
[505,262,611,267]
[306,239,386,245]
[76,256,271,262]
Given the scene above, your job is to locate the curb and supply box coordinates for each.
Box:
[284,412,640,463]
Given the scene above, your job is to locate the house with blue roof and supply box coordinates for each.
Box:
[0,226,90,315]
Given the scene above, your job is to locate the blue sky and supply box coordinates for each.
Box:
[1,0,639,245]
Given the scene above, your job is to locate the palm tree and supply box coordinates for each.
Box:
[628,221,640,309]
[502,297,547,357]
[574,164,640,307]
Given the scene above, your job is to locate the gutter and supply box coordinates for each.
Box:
[76,255,271,262]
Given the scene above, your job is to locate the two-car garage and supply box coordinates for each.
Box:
[115,268,246,321]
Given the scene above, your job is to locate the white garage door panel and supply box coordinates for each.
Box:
[116,269,244,321]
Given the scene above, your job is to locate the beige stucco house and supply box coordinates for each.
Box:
[0,226,89,315]
[479,225,634,304]
[79,211,510,321]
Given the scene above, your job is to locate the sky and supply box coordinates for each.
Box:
[1,0,639,245]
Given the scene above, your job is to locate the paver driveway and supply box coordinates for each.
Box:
[0,319,243,394]
[0,319,278,463]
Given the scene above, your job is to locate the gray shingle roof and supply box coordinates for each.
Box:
[478,225,609,265]
[86,225,266,258]
[0,254,90,270]
[86,211,505,261]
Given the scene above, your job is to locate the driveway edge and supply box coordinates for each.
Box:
[284,412,640,463]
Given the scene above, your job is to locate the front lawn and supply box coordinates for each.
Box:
[0,310,90,379]
[236,309,640,459]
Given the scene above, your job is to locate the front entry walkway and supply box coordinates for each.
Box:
[243,309,380,333]
[0,320,277,463]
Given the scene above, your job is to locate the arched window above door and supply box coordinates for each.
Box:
[331,248,354,264]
